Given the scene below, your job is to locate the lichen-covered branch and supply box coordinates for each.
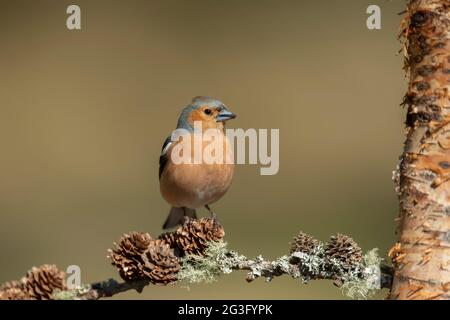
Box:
[0,221,393,300]
[54,242,392,300]
[178,241,391,300]
[52,279,149,300]
[389,0,450,300]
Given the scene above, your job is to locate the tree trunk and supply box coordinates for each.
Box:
[389,0,450,300]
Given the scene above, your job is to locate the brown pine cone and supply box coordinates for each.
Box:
[158,231,178,249]
[289,232,320,254]
[0,280,30,300]
[140,239,180,284]
[24,265,66,300]
[109,232,153,281]
[0,280,24,291]
[324,234,363,268]
[0,287,31,300]
[175,217,225,256]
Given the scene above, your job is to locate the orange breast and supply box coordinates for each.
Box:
[160,131,234,208]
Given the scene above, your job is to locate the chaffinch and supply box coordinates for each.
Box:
[159,96,236,229]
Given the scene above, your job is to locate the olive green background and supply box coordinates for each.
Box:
[0,0,407,299]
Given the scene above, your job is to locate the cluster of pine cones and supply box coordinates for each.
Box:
[0,265,66,300]
[0,217,224,299]
[290,232,363,269]
[0,220,360,299]
[109,217,225,285]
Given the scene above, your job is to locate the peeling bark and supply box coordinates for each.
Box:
[389,0,450,300]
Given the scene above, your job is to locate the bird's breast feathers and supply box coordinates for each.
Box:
[159,132,234,208]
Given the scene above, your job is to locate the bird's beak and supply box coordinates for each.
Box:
[216,108,236,122]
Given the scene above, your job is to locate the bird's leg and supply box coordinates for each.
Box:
[204,204,216,219]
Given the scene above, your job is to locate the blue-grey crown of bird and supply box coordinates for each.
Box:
[176,96,232,131]
[159,96,236,229]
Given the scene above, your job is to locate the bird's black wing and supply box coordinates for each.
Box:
[159,136,172,179]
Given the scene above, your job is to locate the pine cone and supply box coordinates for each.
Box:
[325,234,363,268]
[175,217,225,256]
[140,239,180,284]
[0,280,24,291]
[24,265,66,300]
[0,287,30,300]
[158,232,178,249]
[290,232,320,254]
[109,232,153,281]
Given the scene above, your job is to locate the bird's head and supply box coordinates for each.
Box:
[177,96,236,131]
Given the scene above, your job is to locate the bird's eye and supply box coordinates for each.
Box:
[204,109,212,115]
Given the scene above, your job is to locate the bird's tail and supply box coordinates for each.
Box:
[162,207,197,229]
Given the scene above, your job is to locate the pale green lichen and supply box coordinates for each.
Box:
[364,248,382,266]
[292,244,367,286]
[52,284,92,300]
[267,255,291,281]
[292,244,326,281]
[177,241,228,284]
[177,241,382,300]
[340,249,382,300]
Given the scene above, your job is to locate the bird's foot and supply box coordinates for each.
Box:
[205,204,217,220]
[182,215,192,225]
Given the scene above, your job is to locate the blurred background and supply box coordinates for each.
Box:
[0,0,407,299]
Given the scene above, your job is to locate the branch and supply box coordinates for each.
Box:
[54,242,393,300]
[0,226,393,300]
[0,219,393,300]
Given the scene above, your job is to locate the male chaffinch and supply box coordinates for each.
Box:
[159,96,236,229]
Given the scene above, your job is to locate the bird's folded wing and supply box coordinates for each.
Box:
[159,136,172,179]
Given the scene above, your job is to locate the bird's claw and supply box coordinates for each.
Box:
[182,215,192,225]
